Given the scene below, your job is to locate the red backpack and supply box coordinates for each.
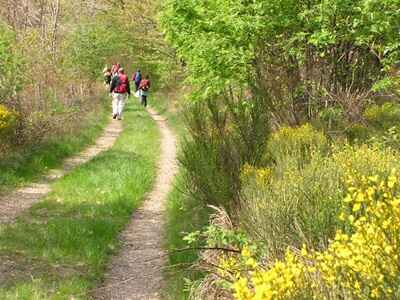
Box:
[115,74,129,93]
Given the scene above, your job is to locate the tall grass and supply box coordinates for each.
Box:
[164,173,210,299]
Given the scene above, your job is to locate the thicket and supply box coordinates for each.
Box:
[161,0,400,298]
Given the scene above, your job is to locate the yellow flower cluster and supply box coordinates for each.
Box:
[0,104,17,135]
[224,172,400,299]
[269,123,328,158]
[333,144,397,179]
[241,163,272,186]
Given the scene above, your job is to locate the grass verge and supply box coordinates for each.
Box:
[164,174,210,299]
[151,91,209,299]
[0,100,160,299]
[150,92,186,139]
[0,100,108,193]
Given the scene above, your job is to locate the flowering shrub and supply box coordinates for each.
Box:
[333,144,399,179]
[241,164,272,186]
[0,104,16,137]
[223,172,400,299]
[267,124,328,168]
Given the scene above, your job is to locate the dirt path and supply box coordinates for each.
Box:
[94,107,178,300]
[0,120,123,224]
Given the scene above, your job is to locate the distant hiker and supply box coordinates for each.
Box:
[138,75,151,107]
[110,68,131,120]
[103,67,112,85]
[111,63,120,77]
[132,69,142,92]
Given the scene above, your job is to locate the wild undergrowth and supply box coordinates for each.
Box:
[0,101,160,299]
[0,99,108,193]
[186,122,400,299]
[159,0,400,298]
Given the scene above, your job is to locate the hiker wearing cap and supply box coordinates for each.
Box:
[138,75,151,107]
[132,69,142,92]
[110,68,131,120]
[103,66,112,86]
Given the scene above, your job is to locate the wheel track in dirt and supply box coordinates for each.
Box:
[0,119,123,224]
[93,107,178,300]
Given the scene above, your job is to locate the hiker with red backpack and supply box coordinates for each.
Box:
[138,75,151,107]
[111,63,120,78]
[110,68,131,120]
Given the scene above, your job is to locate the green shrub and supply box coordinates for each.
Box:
[344,123,370,142]
[180,94,270,209]
[240,153,343,254]
[317,106,346,131]
[240,142,400,256]
[364,102,400,130]
[267,124,328,170]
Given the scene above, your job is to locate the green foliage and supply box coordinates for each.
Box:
[66,22,124,80]
[364,102,400,130]
[161,0,259,97]
[162,0,399,123]
[180,94,270,209]
[344,123,371,142]
[317,107,346,131]
[0,23,24,103]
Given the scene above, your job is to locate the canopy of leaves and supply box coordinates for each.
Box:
[162,0,399,102]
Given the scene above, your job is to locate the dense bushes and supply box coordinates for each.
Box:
[364,103,400,130]
[180,94,270,209]
[242,131,400,251]
[162,0,399,125]
[223,172,400,299]
[267,124,329,169]
[186,126,400,298]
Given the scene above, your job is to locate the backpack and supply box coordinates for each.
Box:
[135,72,142,83]
[141,79,150,91]
[115,74,129,93]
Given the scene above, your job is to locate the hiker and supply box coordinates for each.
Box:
[138,75,151,107]
[111,63,120,77]
[132,69,142,92]
[110,68,131,120]
[103,67,112,86]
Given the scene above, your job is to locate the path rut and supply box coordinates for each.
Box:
[0,120,123,224]
[94,107,178,300]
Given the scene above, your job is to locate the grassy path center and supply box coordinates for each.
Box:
[94,107,178,300]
